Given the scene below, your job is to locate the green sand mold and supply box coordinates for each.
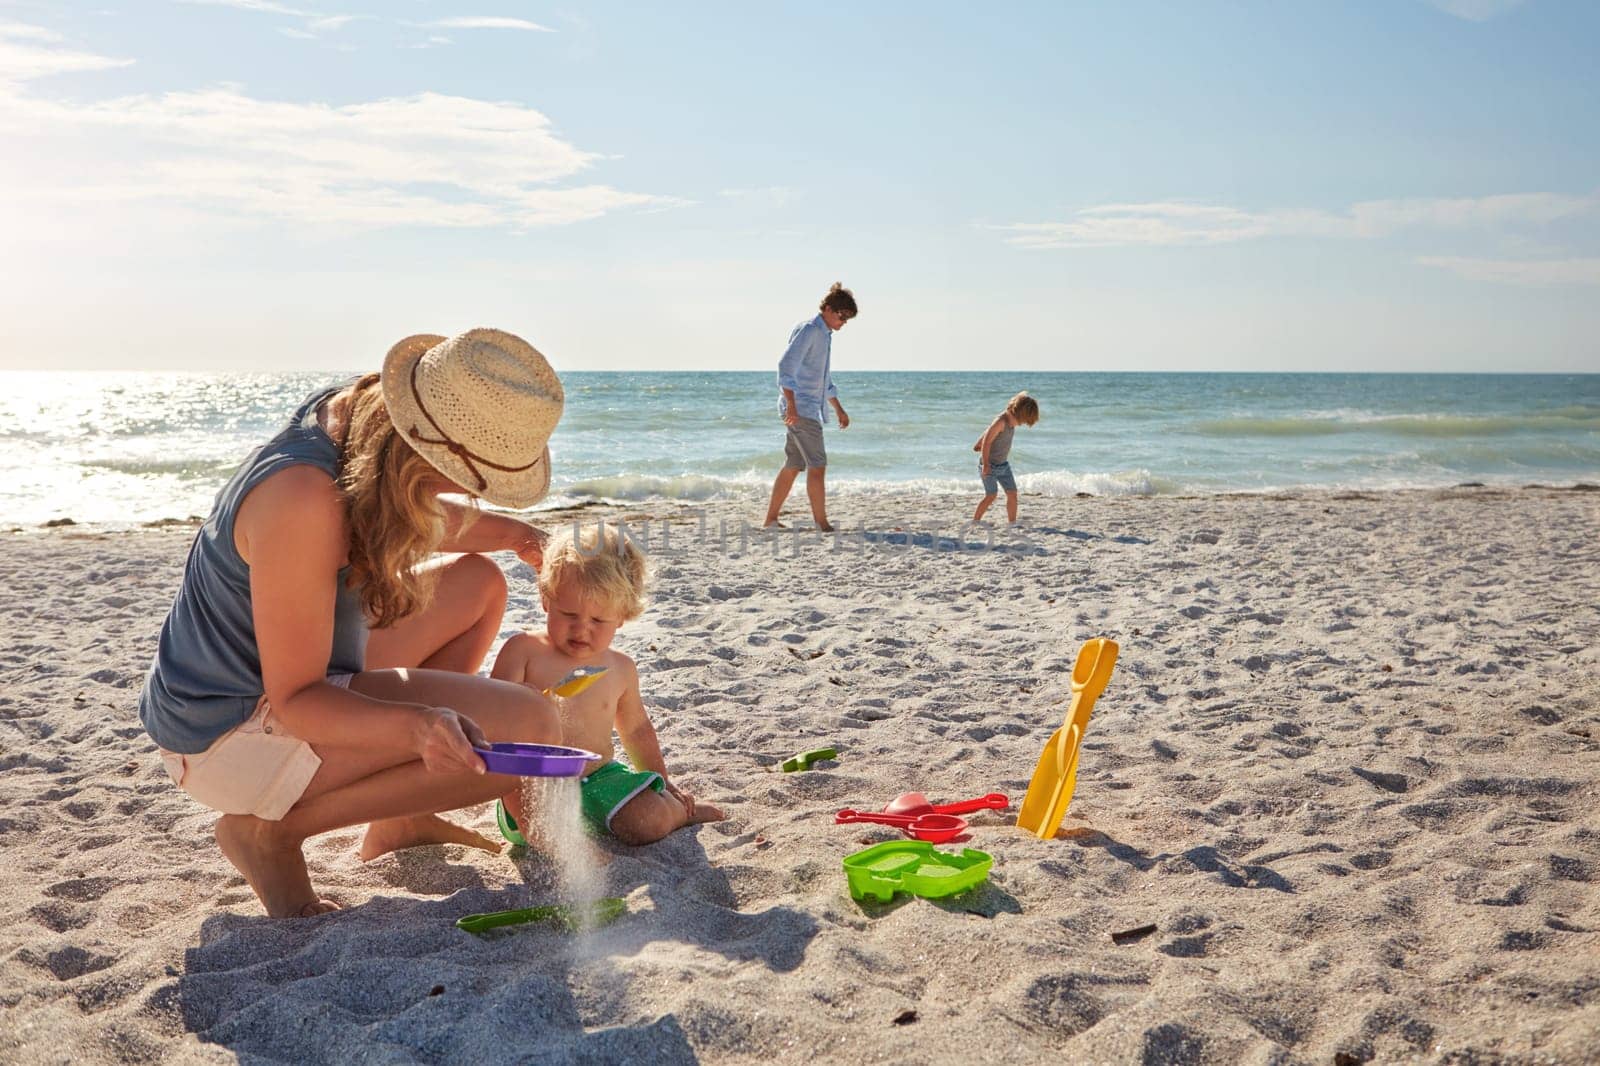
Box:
[780,746,838,772]
[842,840,994,903]
[456,897,626,936]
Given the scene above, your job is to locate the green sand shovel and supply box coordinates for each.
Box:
[780,746,839,773]
[456,897,626,935]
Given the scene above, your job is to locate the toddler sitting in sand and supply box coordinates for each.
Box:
[491,524,725,844]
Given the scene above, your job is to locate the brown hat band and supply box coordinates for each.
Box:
[407,360,543,494]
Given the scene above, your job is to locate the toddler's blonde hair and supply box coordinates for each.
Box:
[538,523,649,620]
[1007,391,1040,426]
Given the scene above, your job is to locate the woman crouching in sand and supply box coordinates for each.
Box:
[138,329,566,918]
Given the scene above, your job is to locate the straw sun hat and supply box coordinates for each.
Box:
[381,328,564,509]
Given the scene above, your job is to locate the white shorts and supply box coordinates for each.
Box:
[159,674,352,821]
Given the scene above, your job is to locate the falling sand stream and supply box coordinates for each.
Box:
[518,694,605,929]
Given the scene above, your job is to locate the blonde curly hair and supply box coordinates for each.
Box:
[539,523,649,621]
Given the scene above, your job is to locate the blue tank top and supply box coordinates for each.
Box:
[138,383,369,754]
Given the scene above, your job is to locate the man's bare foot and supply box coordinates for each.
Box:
[815,521,834,533]
[215,814,340,919]
[688,801,728,824]
[358,814,502,862]
[762,519,788,530]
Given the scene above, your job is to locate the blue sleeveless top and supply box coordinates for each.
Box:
[139,383,369,754]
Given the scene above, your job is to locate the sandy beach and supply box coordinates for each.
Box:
[2,486,1598,1065]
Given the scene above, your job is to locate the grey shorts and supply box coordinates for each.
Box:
[783,417,827,470]
[982,460,1017,495]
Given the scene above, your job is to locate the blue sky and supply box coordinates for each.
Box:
[1,0,1596,372]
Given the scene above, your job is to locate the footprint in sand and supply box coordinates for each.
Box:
[1149,739,1181,761]
[1157,932,1214,958]
[16,943,119,980]
[1500,930,1550,951]
[28,900,92,933]
[1019,973,1121,1037]
[1138,1023,1211,1064]
[846,703,891,723]
[1397,800,1478,831]
[1351,767,1410,793]
[1548,854,1595,882]
[44,876,117,902]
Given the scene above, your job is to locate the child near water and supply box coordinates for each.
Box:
[491,524,726,844]
[972,391,1041,524]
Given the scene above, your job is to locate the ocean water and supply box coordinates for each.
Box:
[2,370,1598,527]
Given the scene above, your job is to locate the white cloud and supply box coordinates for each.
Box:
[1421,0,1531,22]
[176,0,310,15]
[998,193,1600,249]
[424,17,554,33]
[1,58,685,230]
[999,203,1326,248]
[307,15,363,32]
[173,1,367,40]
[1348,193,1596,234]
[1418,256,1600,286]
[0,23,133,83]
[401,35,456,49]
[0,22,65,42]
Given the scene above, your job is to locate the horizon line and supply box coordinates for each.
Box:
[2,367,1597,377]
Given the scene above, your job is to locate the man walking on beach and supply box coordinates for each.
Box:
[763,282,856,532]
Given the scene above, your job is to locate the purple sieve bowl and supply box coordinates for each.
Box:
[475,743,601,778]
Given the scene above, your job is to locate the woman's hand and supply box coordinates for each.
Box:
[515,526,548,571]
[413,707,489,775]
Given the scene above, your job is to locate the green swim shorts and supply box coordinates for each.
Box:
[580,761,665,833]
[494,761,665,845]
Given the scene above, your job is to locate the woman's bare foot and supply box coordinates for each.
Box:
[215,814,340,919]
[358,813,502,862]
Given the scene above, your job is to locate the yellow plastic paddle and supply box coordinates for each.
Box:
[544,666,607,699]
[1015,637,1119,840]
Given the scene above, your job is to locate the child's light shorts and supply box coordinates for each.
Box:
[158,674,352,821]
[981,460,1018,495]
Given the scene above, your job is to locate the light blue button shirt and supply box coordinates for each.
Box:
[775,314,837,425]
